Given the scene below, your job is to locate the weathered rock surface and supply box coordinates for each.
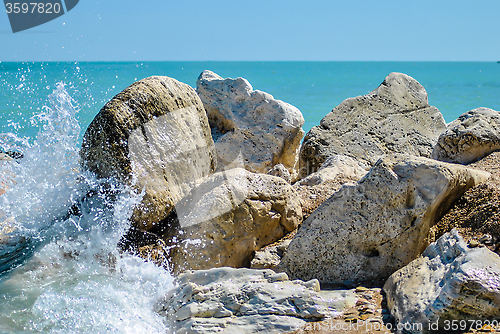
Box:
[293,155,368,220]
[300,73,446,175]
[278,154,490,285]
[155,267,357,334]
[384,229,500,333]
[251,239,291,270]
[294,155,368,187]
[430,151,500,253]
[80,76,216,230]
[432,107,500,164]
[267,163,292,183]
[167,168,302,273]
[196,70,305,180]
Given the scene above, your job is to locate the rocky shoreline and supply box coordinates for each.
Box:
[2,70,500,333]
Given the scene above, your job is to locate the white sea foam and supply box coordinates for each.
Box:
[0,84,173,333]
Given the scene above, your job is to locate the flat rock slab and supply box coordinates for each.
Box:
[279,154,490,286]
[80,76,216,230]
[197,70,305,180]
[384,229,500,333]
[155,267,357,334]
[300,72,446,175]
[432,107,500,164]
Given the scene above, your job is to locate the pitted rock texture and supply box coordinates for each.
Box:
[279,154,490,285]
[197,70,305,180]
[432,107,500,164]
[300,72,446,176]
[293,155,368,220]
[155,267,357,334]
[167,168,302,273]
[384,229,500,333]
[80,76,216,230]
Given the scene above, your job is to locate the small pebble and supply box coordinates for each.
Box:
[355,286,369,293]
[468,240,479,248]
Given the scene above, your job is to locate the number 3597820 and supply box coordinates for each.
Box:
[5,3,62,14]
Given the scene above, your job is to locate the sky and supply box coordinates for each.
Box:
[1,0,499,62]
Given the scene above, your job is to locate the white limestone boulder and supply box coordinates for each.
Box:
[196,70,305,180]
[278,154,490,285]
[300,73,447,175]
[80,76,217,230]
[432,107,500,164]
[155,267,357,334]
[167,168,302,273]
[384,229,500,333]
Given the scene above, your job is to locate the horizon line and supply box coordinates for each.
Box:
[1,60,499,63]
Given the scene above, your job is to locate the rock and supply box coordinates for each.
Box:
[429,151,500,254]
[167,168,302,273]
[0,153,14,162]
[432,107,500,164]
[196,70,305,180]
[251,239,291,270]
[0,218,28,274]
[299,73,446,176]
[278,154,490,285]
[294,155,368,187]
[155,267,357,334]
[80,76,217,230]
[267,164,292,183]
[384,229,500,333]
[293,155,368,220]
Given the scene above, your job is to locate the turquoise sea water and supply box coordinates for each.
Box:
[1,61,499,146]
[0,62,499,332]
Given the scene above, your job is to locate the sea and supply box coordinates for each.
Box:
[0,61,499,333]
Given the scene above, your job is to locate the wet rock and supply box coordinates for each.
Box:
[80,76,217,230]
[0,153,14,162]
[432,107,500,164]
[167,168,302,273]
[0,218,28,274]
[155,267,357,334]
[300,73,446,176]
[279,154,490,285]
[197,70,305,180]
[384,229,500,333]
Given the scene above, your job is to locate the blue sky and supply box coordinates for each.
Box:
[1,0,499,61]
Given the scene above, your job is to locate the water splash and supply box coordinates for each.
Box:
[0,83,173,333]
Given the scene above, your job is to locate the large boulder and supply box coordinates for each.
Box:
[155,267,357,334]
[80,76,217,230]
[196,70,305,180]
[384,229,500,333]
[432,107,500,164]
[167,168,302,273]
[278,154,490,285]
[300,73,446,176]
